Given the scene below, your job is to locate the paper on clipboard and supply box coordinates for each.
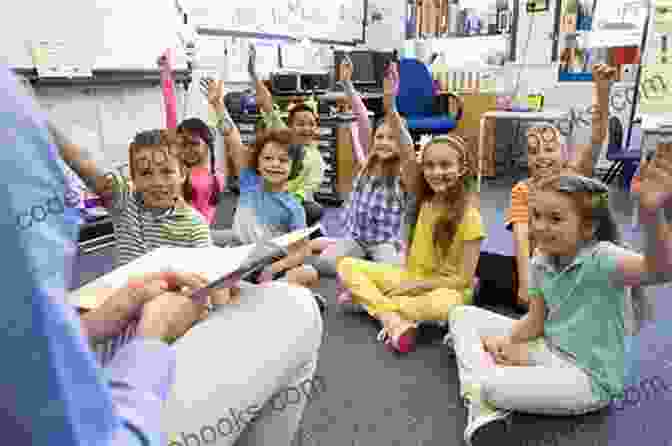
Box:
[68,224,322,310]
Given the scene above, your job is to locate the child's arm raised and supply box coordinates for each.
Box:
[338,56,370,164]
[384,63,418,192]
[48,122,115,203]
[508,182,531,306]
[614,145,672,286]
[249,44,285,130]
[208,80,255,173]
[574,64,617,176]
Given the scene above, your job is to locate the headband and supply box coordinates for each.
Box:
[537,174,611,208]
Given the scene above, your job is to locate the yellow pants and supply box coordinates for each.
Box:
[337,257,470,322]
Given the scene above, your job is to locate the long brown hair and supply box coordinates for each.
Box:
[128,129,193,203]
[411,135,477,257]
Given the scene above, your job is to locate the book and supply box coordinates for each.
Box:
[72,224,321,364]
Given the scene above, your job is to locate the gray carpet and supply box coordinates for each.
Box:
[72,176,672,446]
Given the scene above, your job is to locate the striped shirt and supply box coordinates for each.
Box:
[505,180,529,230]
[107,173,212,267]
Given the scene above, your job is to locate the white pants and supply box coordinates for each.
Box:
[164,281,323,445]
[449,305,610,416]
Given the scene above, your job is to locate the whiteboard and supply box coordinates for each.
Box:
[184,0,365,44]
[1,0,188,72]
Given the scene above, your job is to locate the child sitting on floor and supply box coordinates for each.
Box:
[50,126,212,268]
[505,64,617,309]
[447,158,672,445]
[337,133,482,354]
[249,44,326,228]
[207,78,321,292]
[310,58,415,278]
[176,117,224,225]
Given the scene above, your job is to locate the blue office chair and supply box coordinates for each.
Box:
[396,58,462,141]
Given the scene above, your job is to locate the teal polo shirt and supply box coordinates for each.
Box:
[529,241,626,402]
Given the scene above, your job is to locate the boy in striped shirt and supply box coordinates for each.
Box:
[49,126,212,267]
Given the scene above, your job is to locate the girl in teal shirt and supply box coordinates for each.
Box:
[448,157,672,445]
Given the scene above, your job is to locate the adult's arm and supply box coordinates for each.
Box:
[0,65,173,446]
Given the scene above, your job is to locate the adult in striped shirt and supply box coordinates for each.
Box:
[49,125,212,267]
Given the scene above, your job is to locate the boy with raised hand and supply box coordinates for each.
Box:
[249,44,326,228]
[505,63,617,310]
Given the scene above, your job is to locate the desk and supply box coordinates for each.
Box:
[477,109,573,190]
[230,113,363,203]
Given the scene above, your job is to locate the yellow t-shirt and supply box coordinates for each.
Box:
[406,203,486,287]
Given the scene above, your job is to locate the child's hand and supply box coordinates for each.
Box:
[383,62,399,97]
[206,78,224,109]
[257,266,274,285]
[248,44,258,80]
[482,335,530,366]
[592,64,617,85]
[639,147,672,212]
[339,57,353,82]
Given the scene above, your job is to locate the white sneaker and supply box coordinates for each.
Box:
[463,397,512,446]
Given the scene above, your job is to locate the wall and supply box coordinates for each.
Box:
[27,0,602,174]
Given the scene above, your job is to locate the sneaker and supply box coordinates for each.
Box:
[443,332,456,356]
[336,290,367,313]
[463,392,512,446]
[313,292,327,314]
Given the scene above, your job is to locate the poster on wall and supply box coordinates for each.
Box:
[557,0,599,81]
[638,63,672,115]
[655,0,672,34]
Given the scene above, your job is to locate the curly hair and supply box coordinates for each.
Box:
[128,129,193,203]
[411,135,478,258]
[252,127,305,180]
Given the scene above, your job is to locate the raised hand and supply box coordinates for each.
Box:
[640,143,672,211]
[339,55,353,82]
[383,62,399,97]
[592,63,617,85]
[204,78,224,109]
[248,44,258,81]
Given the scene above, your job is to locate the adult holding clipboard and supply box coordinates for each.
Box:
[1,64,323,446]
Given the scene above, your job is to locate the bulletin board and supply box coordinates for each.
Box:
[183,0,366,44]
[1,0,188,74]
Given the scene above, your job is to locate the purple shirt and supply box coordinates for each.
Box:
[0,64,174,446]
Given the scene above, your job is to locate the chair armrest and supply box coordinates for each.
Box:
[433,92,464,122]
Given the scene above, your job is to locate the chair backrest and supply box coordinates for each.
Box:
[396,58,435,117]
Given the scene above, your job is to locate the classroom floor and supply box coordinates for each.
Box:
[73,171,672,446]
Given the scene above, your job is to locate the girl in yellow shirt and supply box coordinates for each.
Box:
[337,135,484,354]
